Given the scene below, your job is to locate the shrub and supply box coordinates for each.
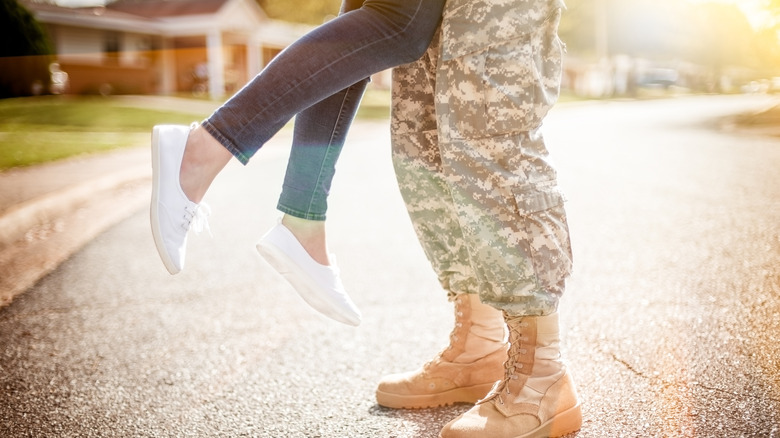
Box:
[0,0,54,98]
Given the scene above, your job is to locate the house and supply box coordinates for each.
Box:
[24,0,313,98]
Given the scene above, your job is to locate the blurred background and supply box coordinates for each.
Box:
[1,3,779,436]
[3,0,780,99]
[559,0,780,97]
[0,0,779,169]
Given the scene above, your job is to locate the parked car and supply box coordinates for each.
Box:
[638,68,679,89]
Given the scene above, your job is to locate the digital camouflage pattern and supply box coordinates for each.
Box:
[391,0,572,316]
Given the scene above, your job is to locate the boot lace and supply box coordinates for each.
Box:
[182,202,212,235]
[480,314,529,405]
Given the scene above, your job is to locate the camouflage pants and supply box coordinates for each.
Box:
[391,0,572,316]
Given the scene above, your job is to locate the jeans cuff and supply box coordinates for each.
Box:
[276,203,327,221]
[201,120,250,165]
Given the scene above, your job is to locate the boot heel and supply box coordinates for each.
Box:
[546,403,582,437]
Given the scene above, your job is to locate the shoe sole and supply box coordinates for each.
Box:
[437,403,583,438]
[256,240,360,326]
[516,403,582,438]
[150,126,180,275]
[376,382,495,409]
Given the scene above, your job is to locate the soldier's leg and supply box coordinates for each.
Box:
[376,30,506,410]
[435,2,581,436]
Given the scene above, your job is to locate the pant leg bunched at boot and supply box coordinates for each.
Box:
[376,294,507,409]
[439,312,581,438]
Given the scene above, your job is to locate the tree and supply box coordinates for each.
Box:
[760,0,780,73]
[558,0,599,57]
[0,0,54,97]
[768,0,780,15]
[685,3,757,65]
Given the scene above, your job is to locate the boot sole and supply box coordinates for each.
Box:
[376,382,495,409]
[437,403,582,438]
[517,402,582,438]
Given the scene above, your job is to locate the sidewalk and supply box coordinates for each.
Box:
[0,96,223,306]
[0,145,152,305]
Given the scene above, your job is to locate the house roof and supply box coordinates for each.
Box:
[26,0,308,44]
[25,1,165,33]
[105,0,232,18]
[25,0,273,36]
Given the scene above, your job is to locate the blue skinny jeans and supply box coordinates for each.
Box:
[202,0,445,220]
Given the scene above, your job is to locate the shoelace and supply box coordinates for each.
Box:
[481,315,528,405]
[182,202,212,236]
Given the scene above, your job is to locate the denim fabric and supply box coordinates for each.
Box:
[202,0,445,219]
[278,79,369,220]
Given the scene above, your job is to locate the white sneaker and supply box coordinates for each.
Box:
[257,222,361,326]
[150,124,210,275]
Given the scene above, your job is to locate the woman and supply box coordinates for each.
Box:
[150,0,445,326]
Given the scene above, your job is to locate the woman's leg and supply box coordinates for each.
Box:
[250,0,442,324]
[273,0,372,265]
[178,0,445,202]
[182,0,444,261]
[154,0,444,279]
[278,78,370,264]
[201,0,444,164]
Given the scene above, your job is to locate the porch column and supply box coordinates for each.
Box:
[160,38,175,95]
[247,37,261,80]
[206,30,225,98]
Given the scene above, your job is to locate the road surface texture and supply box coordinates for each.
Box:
[1,94,778,437]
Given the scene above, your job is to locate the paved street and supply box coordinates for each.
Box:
[1,94,779,437]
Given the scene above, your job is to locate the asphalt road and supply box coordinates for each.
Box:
[1,94,778,437]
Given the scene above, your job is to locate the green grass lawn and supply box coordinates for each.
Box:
[356,88,391,119]
[0,96,212,171]
[3,90,773,171]
[0,91,392,171]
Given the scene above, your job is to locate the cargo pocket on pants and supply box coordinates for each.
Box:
[513,187,573,293]
[438,6,564,140]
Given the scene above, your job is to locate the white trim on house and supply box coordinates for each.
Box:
[25,0,311,98]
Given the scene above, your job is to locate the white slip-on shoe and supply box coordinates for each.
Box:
[256,222,361,326]
[150,124,210,275]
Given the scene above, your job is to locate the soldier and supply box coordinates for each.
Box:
[377,0,582,436]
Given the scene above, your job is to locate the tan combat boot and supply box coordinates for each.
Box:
[376,293,507,409]
[439,312,581,438]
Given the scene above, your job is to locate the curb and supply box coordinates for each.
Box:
[0,165,149,248]
[0,165,151,307]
